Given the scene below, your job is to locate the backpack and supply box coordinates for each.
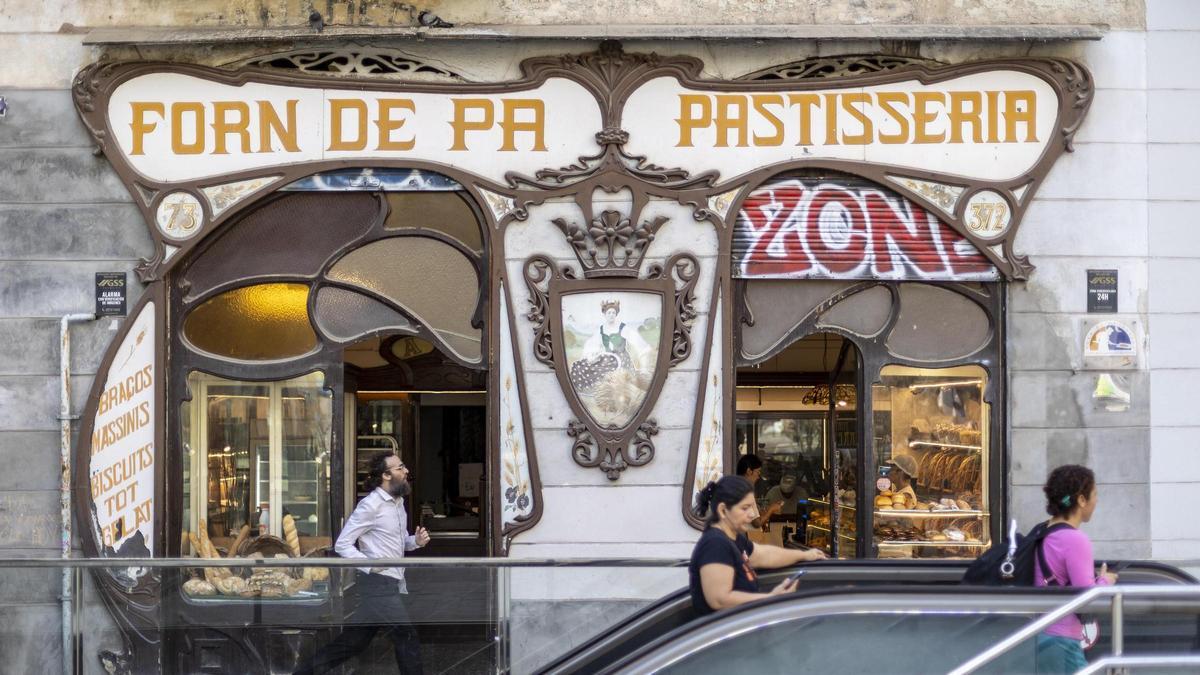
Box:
[962,520,1072,586]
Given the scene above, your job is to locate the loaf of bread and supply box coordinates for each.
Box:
[215,575,248,596]
[285,577,313,596]
[183,578,217,596]
[303,566,330,582]
[283,515,300,557]
[231,524,251,558]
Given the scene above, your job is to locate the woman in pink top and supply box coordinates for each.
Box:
[1035,464,1119,673]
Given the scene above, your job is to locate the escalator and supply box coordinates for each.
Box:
[537,560,1197,675]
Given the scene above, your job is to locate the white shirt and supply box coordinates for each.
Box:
[335,487,420,592]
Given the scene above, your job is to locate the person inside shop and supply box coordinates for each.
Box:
[689,476,827,615]
[737,454,784,529]
[1035,464,1117,674]
[764,474,808,517]
[295,451,430,675]
[736,453,765,486]
[884,453,920,507]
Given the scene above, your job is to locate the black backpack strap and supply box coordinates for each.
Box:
[1036,522,1074,587]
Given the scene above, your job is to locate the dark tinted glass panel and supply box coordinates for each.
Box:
[183,193,379,302]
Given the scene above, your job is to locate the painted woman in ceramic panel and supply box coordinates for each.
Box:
[563,293,660,428]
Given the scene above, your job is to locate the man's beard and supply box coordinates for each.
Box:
[386,479,411,498]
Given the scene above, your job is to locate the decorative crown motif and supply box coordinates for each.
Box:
[552,210,668,278]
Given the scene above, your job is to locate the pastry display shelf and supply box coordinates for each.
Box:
[908,441,983,451]
[876,539,988,547]
[874,509,988,518]
[805,523,856,541]
[809,498,856,511]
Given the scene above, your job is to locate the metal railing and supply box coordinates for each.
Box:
[950,585,1200,674]
[1078,655,1200,673]
[0,556,691,675]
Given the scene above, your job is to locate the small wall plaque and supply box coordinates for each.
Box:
[1087,269,1117,313]
[95,272,127,317]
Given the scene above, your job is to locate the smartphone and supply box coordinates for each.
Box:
[786,569,807,584]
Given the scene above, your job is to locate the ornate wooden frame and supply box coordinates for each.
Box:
[523,252,699,479]
[68,40,1091,667]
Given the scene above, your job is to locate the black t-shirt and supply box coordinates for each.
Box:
[689,527,758,615]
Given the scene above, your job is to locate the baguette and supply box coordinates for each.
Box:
[283,515,300,557]
[231,525,251,558]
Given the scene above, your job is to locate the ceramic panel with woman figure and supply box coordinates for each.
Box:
[561,291,662,429]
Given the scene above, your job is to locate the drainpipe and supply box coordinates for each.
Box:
[60,312,94,675]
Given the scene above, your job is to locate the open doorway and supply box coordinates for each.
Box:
[735,332,860,559]
[344,335,488,557]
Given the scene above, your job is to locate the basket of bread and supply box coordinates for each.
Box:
[180,517,331,599]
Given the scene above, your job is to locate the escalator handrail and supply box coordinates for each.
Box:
[536,559,1195,675]
[1077,654,1200,674]
[949,585,1200,675]
[604,583,1200,674]
[606,585,1082,674]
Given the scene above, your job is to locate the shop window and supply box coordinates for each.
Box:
[182,283,318,361]
[183,371,332,560]
[871,364,990,559]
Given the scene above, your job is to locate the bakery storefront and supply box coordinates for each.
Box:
[72,44,1089,670]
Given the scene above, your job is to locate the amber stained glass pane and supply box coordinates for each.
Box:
[183,283,317,360]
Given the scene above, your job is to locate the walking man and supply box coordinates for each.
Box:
[297,451,430,675]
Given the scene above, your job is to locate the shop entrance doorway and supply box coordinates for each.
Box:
[344,335,489,557]
[735,332,860,559]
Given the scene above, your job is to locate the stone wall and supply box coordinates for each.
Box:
[0,72,153,675]
[1146,0,1200,561]
[1005,30,1154,559]
[0,0,1145,30]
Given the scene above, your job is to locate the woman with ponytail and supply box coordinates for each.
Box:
[1035,464,1118,673]
[689,476,827,615]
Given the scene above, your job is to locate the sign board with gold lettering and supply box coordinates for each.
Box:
[74,51,1089,283]
[107,73,599,184]
[87,298,157,556]
[624,69,1056,183]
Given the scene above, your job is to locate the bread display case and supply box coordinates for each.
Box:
[870,365,991,559]
[806,498,856,558]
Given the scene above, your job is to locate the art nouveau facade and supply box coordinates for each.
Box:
[0,0,1194,671]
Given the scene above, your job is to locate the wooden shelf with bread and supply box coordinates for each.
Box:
[908,441,982,451]
[877,540,988,548]
[874,509,988,518]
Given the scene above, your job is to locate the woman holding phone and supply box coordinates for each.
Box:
[689,476,827,615]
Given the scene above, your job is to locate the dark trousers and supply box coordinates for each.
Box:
[296,572,424,675]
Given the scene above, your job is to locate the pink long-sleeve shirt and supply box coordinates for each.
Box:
[1034,526,1111,639]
